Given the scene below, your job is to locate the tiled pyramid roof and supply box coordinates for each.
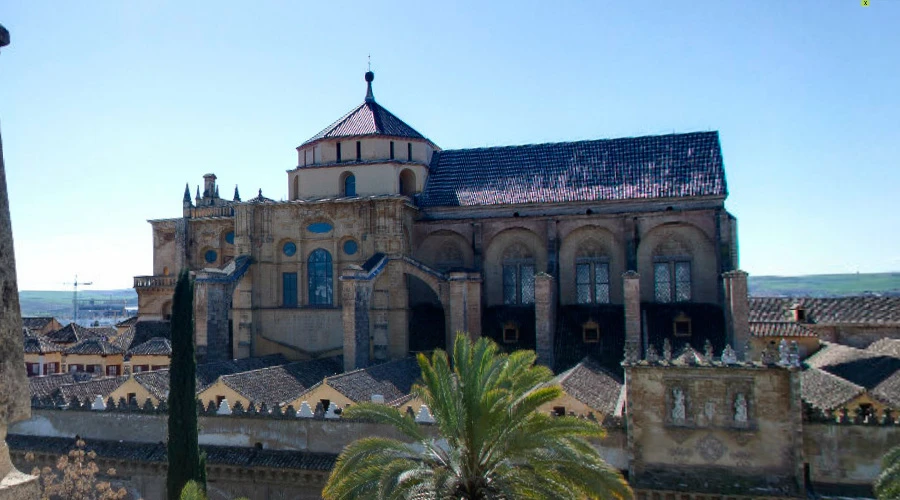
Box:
[46,323,104,344]
[64,338,124,356]
[127,337,172,356]
[551,357,624,416]
[322,357,421,405]
[418,131,725,207]
[300,100,426,149]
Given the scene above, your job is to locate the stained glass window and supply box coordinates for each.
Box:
[675,261,692,302]
[577,261,610,304]
[654,263,671,303]
[576,264,591,304]
[308,249,333,306]
[503,263,535,305]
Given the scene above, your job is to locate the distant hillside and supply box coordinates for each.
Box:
[19,289,138,325]
[749,272,900,297]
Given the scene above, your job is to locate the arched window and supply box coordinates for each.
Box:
[399,169,416,196]
[308,249,333,306]
[502,243,535,305]
[343,173,356,197]
[575,239,610,304]
[652,236,692,303]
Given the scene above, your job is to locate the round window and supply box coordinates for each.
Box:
[225,231,235,244]
[204,250,217,263]
[283,242,297,257]
[343,240,358,255]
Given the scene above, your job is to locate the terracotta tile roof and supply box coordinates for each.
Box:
[196,354,290,391]
[64,338,124,356]
[323,357,421,404]
[749,321,818,338]
[29,372,93,398]
[132,370,171,401]
[129,321,171,347]
[800,367,865,410]
[57,376,128,403]
[749,296,900,324]
[805,342,900,389]
[418,131,725,208]
[300,100,426,149]
[219,357,343,406]
[116,316,138,328]
[551,357,624,416]
[6,435,337,471]
[866,338,900,357]
[873,370,900,408]
[127,338,172,356]
[86,326,117,338]
[22,317,56,330]
[46,323,104,344]
[23,335,64,354]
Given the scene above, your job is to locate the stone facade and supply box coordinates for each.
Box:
[134,72,743,375]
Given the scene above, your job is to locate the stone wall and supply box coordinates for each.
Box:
[804,423,900,495]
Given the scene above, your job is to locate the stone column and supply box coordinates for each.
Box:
[623,271,641,359]
[0,22,40,500]
[723,270,750,358]
[340,267,371,372]
[534,273,556,368]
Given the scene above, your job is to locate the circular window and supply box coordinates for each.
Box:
[343,240,358,255]
[204,250,217,263]
[225,231,234,244]
[283,242,297,257]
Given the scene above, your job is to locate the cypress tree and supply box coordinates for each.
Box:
[167,269,204,499]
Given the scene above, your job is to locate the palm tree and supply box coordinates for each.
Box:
[876,444,900,500]
[323,334,632,500]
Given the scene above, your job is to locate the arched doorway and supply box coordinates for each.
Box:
[407,274,446,354]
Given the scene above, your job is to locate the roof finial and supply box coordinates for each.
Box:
[365,59,375,103]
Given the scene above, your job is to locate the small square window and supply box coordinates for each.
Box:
[673,312,692,337]
[502,322,519,343]
[583,320,600,343]
[552,406,566,416]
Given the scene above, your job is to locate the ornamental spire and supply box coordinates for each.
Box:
[233,185,241,202]
[183,183,191,202]
[364,66,375,103]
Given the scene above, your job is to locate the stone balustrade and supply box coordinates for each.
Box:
[133,275,177,288]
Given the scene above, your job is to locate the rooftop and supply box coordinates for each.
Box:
[749,296,900,325]
[219,357,343,406]
[299,71,429,149]
[418,131,726,208]
[321,357,421,405]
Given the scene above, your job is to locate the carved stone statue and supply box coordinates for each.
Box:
[672,387,686,422]
[778,339,790,366]
[734,393,748,424]
[721,344,737,364]
[0,23,40,498]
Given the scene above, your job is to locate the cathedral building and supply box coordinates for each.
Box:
[135,71,747,373]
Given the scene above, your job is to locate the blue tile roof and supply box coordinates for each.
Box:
[299,100,426,148]
[418,131,726,207]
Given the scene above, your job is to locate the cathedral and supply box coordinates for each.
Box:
[134,71,746,374]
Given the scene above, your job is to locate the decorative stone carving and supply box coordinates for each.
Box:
[734,393,748,424]
[703,400,716,424]
[703,339,714,360]
[217,398,232,415]
[789,341,801,368]
[672,387,686,422]
[663,339,673,361]
[297,401,314,418]
[646,344,659,363]
[778,339,790,366]
[696,433,727,462]
[721,344,737,364]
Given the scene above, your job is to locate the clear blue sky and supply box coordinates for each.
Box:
[1,1,898,290]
